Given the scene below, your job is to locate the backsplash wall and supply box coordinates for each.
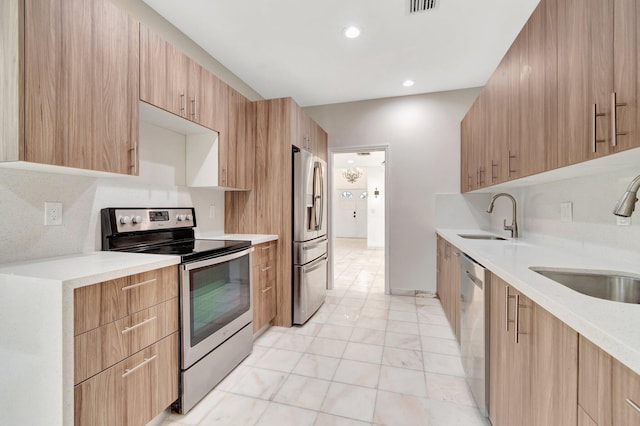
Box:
[484,166,640,263]
[0,167,225,264]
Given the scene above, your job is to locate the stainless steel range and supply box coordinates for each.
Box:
[101,207,253,414]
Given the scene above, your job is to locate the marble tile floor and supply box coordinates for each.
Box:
[162,239,488,426]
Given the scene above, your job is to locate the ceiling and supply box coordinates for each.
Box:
[142,0,540,107]
[334,151,386,169]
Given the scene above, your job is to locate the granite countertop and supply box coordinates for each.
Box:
[196,232,279,245]
[437,228,640,375]
[0,251,180,289]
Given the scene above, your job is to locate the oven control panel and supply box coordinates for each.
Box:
[103,208,196,234]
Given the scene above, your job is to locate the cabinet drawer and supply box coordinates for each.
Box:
[75,298,178,384]
[254,242,276,265]
[613,360,640,426]
[257,262,276,288]
[74,333,178,426]
[74,266,178,335]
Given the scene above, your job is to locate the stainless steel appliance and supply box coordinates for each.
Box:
[101,208,253,414]
[292,146,328,324]
[459,253,491,417]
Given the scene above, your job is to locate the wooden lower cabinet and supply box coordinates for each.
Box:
[435,236,460,342]
[252,241,278,333]
[74,333,178,426]
[489,274,578,426]
[613,359,640,425]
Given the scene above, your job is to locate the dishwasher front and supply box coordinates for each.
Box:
[459,253,491,417]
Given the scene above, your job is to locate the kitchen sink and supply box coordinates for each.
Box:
[457,234,507,241]
[529,267,640,304]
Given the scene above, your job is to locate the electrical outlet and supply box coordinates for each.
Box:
[617,216,631,226]
[44,202,63,226]
[560,202,573,223]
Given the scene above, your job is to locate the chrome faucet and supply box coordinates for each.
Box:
[613,174,640,217]
[486,193,519,238]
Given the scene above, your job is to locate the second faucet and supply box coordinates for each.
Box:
[486,193,519,238]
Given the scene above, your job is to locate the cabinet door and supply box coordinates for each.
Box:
[507,287,532,426]
[557,0,614,166]
[448,244,461,342]
[25,0,138,174]
[612,359,640,426]
[224,87,245,188]
[489,275,510,426]
[579,335,613,425]
[165,43,189,118]
[612,0,640,153]
[140,25,167,111]
[530,302,578,426]
[199,68,229,134]
[316,123,328,162]
[460,114,472,193]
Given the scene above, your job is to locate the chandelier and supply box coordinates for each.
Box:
[342,167,363,183]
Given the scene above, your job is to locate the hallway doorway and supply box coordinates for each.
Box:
[329,148,388,293]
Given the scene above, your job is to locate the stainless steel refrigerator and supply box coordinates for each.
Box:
[292,146,328,324]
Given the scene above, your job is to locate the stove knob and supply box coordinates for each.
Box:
[186,214,193,221]
[177,214,186,221]
[132,216,142,224]
[119,215,131,225]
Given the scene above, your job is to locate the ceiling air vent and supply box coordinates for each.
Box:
[410,0,438,13]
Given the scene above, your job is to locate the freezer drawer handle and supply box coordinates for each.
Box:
[303,255,328,273]
[302,238,328,250]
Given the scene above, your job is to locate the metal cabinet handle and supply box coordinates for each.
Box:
[261,286,273,293]
[129,144,138,174]
[625,398,640,415]
[261,245,272,251]
[122,278,157,291]
[491,160,498,182]
[180,93,186,115]
[260,266,271,272]
[191,96,197,119]
[514,294,529,344]
[121,316,157,334]
[467,175,473,189]
[508,151,517,177]
[505,285,513,332]
[122,355,157,378]
[611,92,627,147]
[592,103,606,152]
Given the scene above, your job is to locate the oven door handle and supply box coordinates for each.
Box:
[182,247,254,271]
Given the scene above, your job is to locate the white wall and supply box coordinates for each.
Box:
[0,167,225,264]
[367,166,385,248]
[486,166,640,264]
[306,88,482,294]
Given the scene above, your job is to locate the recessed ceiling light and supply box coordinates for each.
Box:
[344,26,361,39]
[403,80,415,87]
[347,159,355,164]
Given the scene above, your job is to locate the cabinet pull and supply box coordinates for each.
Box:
[611,92,627,147]
[467,175,473,189]
[261,245,272,251]
[122,355,157,378]
[505,285,515,332]
[129,145,138,174]
[592,104,606,152]
[625,398,640,415]
[180,93,186,115]
[191,96,197,119]
[261,286,273,293]
[121,278,157,291]
[514,294,529,344]
[491,161,498,182]
[479,167,485,185]
[121,316,157,334]
[260,266,271,272]
[508,151,517,177]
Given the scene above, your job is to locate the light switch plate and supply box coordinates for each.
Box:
[560,202,573,223]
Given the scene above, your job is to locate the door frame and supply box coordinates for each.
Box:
[328,145,390,295]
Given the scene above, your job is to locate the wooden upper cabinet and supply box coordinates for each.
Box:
[557,0,614,166]
[24,0,139,174]
[460,113,472,192]
[223,86,251,189]
[612,0,640,153]
[139,25,229,134]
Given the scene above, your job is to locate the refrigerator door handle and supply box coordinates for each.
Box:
[313,163,322,230]
[317,162,324,231]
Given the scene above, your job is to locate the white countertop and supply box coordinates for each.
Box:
[437,228,640,375]
[0,251,180,289]
[196,232,279,245]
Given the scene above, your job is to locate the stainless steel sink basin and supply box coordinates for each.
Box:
[457,234,507,241]
[530,267,640,304]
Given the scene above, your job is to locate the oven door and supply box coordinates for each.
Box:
[180,248,253,369]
